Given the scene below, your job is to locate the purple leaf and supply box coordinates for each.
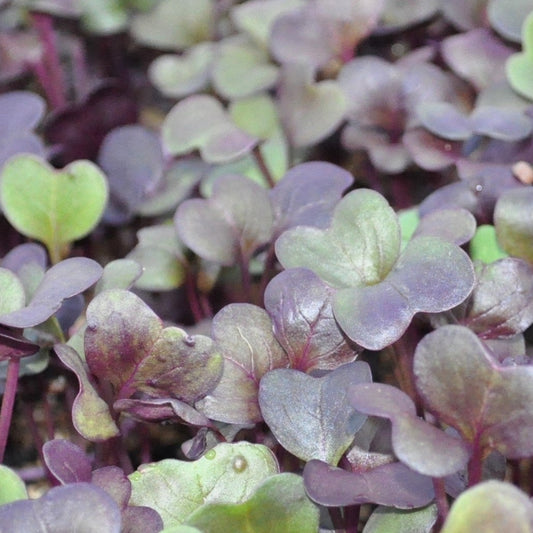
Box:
[259,362,371,464]
[277,63,347,148]
[413,208,476,246]
[303,459,434,509]
[196,304,289,424]
[470,107,532,141]
[0,326,39,362]
[416,102,472,141]
[1,243,47,275]
[85,289,162,393]
[162,95,258,164]
[440,0,489,31]
[98,125,164,224]
[334,236,475,350]
[269,161,353,235]
[92,466,164,533]
[175,174,273,266]
[349,383,470,477]
[414,325,533,458]
[114,397,212,427]
[85,289,222,403]
[0,258,102,328]
[0,483,122,532]
[462,258,533,337]
[42,439,92,484]
[54,344,120,442]
[264,268,360,371]
[44,82,138,165]
[403,128,463,171]
[442,28,514,90]
[0,91,46,168]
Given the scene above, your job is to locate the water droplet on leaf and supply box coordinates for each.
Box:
[183,335,195,347]
[205,449,216,460]
[232,455,247,472]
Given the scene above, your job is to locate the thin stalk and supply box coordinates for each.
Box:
[185,269,205,323]
[467,436,483,487]
[343,505,360,533]
[252,146,276,188]
[328,507,344,531]
[31,12,66,109]
[432,477,449,528]
[258,241,278,301]
[0,358,20,462]
[238,252,253,303]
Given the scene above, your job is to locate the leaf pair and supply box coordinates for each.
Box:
[276,188,475,350]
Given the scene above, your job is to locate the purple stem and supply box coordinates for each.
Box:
[0,358,20,463]
[467,435,483,487]
[253,146,276,188]
[186,269,205,323]
[328,507,344,530]
[432,477,449,528]
[31,12,66,109]
[343,505,360,533]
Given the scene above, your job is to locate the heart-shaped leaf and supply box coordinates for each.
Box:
[130,0,214,50]
[127,224,186,291]
[176,174,273,266]
[212,36,278,99]
[413,208,476,246]
[414,325,533,458]
[264,268,360,371]
[276,188,400,289]
[196,304,288,424]
[162,95,258,164]
[186,473,319,533]
[54,344,120,442]
[129,442,279,527]
[278,63,347,148]
[149,43,214,98]
[269,161,353,235]
[277,188,474,350]
[303,460,435,509]
[349,383,470,477]
[85,289,222,402]
[259,362,371,464]
[0,258,102,329]
[0,483,121,533]
[1,155,108,262]
[97,125,164,224]
[42,439,92,484]
[441,480,533,533]
[334,236,475,350]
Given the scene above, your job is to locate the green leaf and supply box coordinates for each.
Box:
[494,187,533,262]
[129,442,279,527]
[441,480,533,533]
[276,188,400,288]
[54,344,120,442]
[1,155,108,263]
[0,268,25,315]
[470,224,508,263]
[186,473,319,533]
[0,465,28,505]
[363,505,437,533]
[506,12,533,100]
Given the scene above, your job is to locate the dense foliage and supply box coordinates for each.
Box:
[2,0,533,531]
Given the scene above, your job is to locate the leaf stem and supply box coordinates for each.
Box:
[253,146,276,188]
[432,477,449,528]
[343,504,360,533]
[185,269,205,323]
[467,436,483,487]
[0,357,20,463]
[328,507,344,530]
[30,12,66,109]
[238,251,253,304]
